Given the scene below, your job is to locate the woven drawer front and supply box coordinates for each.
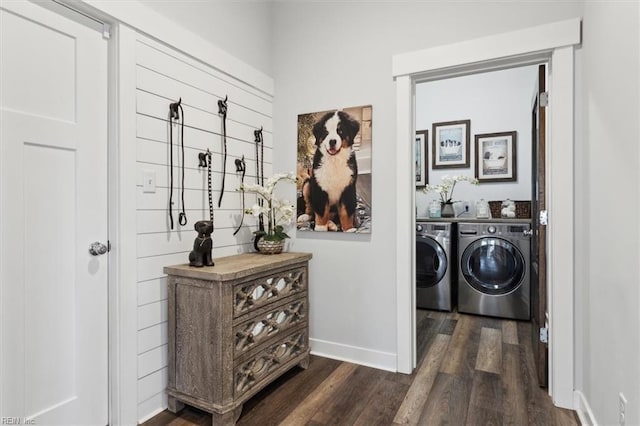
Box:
[234,330,307,398]
[234,299,307,358]
[234,267,306,317]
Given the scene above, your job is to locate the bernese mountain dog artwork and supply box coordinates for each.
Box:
[297,106,372,233]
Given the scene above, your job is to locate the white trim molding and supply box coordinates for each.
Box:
[393,18,581,409]
[574,390,598,426]
[395,74,415,374]
[109,23,139,426]
[392,18,581,78]
[310,339,397,373]
[546,46,575,409]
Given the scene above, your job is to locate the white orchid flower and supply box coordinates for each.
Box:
[422,174,477,203]
[237,172,296,241]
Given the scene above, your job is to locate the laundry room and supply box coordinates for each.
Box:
[413,64,542,361]
[415,65,537,218]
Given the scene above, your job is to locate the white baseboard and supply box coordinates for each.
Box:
[574,390,597,426]
[137,406,165,425]
[136,391,168,424]
[310,338,397,372]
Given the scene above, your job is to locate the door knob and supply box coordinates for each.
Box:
[89,241,109,256]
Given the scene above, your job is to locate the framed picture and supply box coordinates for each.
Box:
[296,105,372,234]
[475,131,517,182]
[415,130,428,187]
[432,119,471,169]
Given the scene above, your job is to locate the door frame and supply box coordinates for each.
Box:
[393,18,581,409]
[40,1,138,424]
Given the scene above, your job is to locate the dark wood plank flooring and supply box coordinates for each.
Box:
[143,311,578,425]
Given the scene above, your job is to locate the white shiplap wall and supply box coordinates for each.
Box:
[133,35,273,419]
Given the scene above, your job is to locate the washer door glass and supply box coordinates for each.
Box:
[461,237,525,295]
[416,236,447,288]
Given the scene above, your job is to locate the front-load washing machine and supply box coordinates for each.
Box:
[458,221,531,320]
[416,221,455,311]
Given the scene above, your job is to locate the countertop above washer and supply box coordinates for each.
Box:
[416,217,532,223]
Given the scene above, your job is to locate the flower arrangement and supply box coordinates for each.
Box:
[239,172,296,242]
[423,175,479,203]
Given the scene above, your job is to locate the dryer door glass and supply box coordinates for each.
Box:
[416,236,447,288]
[461,237,525,295]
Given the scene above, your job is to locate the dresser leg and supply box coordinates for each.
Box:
[211,404,243,426]
[167,395,184,413]
[298,355,310,370]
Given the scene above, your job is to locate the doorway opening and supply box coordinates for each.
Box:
[412,63,545,374]
[393,18,581,409]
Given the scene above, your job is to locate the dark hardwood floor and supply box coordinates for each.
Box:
[143,311,578,425]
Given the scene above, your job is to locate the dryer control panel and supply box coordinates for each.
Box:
[459,222,530,237]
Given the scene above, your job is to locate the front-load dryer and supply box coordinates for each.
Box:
[458,222,531,320]
[416,221,455,311]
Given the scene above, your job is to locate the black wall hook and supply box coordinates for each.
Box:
[217,95,228,115]
[169,98,182,120]
[254,127,263,144]
[198,152,209,168]
[235,156,246,173]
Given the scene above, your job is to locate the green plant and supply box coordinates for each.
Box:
[239,172,296,242]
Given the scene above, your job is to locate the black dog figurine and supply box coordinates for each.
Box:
[188,220,214,267]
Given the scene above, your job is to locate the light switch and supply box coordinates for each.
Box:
[143,170,156,193]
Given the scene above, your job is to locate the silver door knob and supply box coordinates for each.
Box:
[89,241,109,256]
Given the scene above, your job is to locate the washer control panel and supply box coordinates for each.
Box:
[416,222,451,236]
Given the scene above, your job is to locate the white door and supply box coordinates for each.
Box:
[0,1,108,424]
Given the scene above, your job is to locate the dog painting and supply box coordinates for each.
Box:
[297,105,372,233]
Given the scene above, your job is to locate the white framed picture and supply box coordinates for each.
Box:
[475,131,517,182]
[432,119,471,169]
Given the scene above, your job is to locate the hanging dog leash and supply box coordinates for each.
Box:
[254,127,265,232]
[233,156,246,236]
[253,127,265,251]
[169,98,187,229]
[198,149,214,222]
[217,95,228,208]
[192,151,215,268]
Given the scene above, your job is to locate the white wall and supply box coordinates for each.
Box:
[138,0,273,76]
[131,34,273,421]
[415,66,537,217]
[577,2,640,424]
[272,2,583,370]
[77,1,275,423]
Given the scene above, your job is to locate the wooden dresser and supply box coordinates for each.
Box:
[163,252,312,425]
